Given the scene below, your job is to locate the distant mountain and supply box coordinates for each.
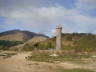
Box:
[0,30,49,50]
[0,30,49,42]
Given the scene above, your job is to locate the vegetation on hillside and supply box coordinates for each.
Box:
[0,30,48,51]
[23,33,96,52]
[22,41,55,51]
[0,32,96,52]
[0,40,23,50]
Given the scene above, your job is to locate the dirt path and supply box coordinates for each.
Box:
[0,52,95,72]
[0,52,55,72]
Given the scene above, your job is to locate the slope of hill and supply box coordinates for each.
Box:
[10,36,49,51]
[0,30,48,42]
[61,33,96,52]
[23,33,96,52]
[0,30,49,50]
[26,36,48,43]
[0,30,96,52]
[0,30,36,42]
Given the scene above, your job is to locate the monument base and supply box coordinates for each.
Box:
[53,49,62,55]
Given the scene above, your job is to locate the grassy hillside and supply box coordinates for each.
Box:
[0,30,38,42]
[0,30,48,42]
[0,31,96,52]
[0,40,23,50]
[0,30,48,51]
[61,33,96,52]
[23,33,96,52]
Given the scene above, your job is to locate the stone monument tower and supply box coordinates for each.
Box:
[56,25,62,51]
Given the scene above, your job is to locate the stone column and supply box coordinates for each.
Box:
[56,25,62,52]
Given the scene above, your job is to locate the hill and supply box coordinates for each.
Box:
[23,33,96,52]
[0,30,96,52]
[0,30,48,42]
[0,30,49,50]
[10,36,49,51]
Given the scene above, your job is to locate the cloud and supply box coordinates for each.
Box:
[76,0,96,10]
[0,0,96,36]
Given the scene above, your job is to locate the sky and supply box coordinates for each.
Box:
[0,0,96,36]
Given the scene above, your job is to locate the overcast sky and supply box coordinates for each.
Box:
[0,0,96,36]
